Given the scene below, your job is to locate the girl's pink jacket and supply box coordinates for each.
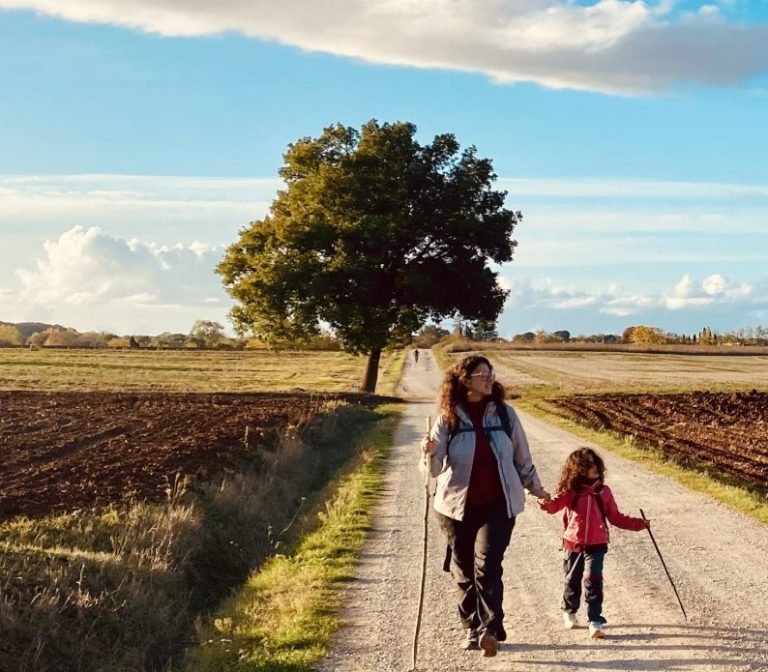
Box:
[539,481,646,550]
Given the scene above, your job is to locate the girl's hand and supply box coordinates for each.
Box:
[421,437,436,456]
[644,519,652,528]
[531,488,551,503]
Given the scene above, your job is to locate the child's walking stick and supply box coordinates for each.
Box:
[640,509,687,620]
[409,415,431,671]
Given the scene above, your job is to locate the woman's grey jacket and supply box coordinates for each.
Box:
[420,402,543,521]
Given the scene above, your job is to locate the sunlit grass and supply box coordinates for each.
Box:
[185,404,401,672]
[0,397,401,672]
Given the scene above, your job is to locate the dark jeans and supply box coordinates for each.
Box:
[562,549,606,623]
[436,499,514,637]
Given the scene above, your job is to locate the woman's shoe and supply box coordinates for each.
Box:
[588,621,604,639]
[479,629,499,657]
[563,612,577,629]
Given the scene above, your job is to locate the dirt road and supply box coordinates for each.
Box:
[317,350,768,671]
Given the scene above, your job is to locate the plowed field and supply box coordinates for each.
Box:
[0,390,371,520]
[551,390,768,487]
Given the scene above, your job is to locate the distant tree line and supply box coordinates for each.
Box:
[507,325,768,346]
[3,318,767,351]
[0,320,348,351]
[619,324,768,346]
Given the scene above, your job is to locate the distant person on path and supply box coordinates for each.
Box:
[413,348,420,363]
[420,355,550,657]
[538,447,650,639]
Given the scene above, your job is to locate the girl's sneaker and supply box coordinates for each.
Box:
[563,612,577,629]
[588,621,604,639]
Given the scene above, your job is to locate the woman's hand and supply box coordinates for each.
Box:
[530,487,551,503]
[421,436,436,456]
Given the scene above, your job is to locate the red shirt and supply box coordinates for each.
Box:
[465,400,504,506]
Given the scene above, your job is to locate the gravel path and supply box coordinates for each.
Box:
[316,350,768,671]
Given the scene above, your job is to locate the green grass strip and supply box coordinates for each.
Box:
[516,398,768,526]
[185,404,402,672]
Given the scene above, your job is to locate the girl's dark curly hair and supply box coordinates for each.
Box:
[556,447,606,493]
[438,355,506,428]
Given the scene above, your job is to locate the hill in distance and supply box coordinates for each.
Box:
[0,321,69,341]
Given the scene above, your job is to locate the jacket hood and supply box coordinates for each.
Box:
[574,478,603,495]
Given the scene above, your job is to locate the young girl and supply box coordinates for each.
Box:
[539,447,649,639]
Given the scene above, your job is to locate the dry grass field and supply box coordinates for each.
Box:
[0,347,403,394]
[478,349,768,395]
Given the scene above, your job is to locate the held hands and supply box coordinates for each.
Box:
[530,488,551,504]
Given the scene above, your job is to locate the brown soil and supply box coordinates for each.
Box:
[550,390,768,487]
[0,391,378,520]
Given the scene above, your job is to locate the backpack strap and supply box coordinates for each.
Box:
[446,423,475,457]
[496,402,513,439]
[593,484,608,526]
[446,403,514,456]
[568,484,608,528]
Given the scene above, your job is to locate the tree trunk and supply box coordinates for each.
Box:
[361,348,381,393]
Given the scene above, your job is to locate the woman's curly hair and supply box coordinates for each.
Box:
[438,355,506,428]
[556,447,606,493]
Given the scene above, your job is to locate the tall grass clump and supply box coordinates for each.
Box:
[185,404,400,672]
[0,399,396,672]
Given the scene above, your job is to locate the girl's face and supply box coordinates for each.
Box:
[582,452,600,479]
[465,363,495,400]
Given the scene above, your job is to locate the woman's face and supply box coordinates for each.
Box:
[465,362,495,400]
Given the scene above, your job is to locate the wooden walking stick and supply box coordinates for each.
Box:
[640,509,687,620]
[410,415,431,671]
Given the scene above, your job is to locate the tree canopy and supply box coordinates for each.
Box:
[217,120,520,391]
[189,320,225,349]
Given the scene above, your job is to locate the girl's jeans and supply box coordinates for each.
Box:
[436,499,514,637]
[562,548,606,623]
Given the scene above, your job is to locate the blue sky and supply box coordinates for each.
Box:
[1,1,767,338]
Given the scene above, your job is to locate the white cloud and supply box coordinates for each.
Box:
[1,0,767,93]
[3,173,768,334]
[663,272,756,309]
[699,4,720,16]
[599,294,656,316]
[498,177,768,200]
[0,174,276,244]
[4,226,233,334]
[503,272,768,318]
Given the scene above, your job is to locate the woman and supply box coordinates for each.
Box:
[420,355,550,657]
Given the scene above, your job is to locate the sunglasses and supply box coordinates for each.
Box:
[468,370,496,381]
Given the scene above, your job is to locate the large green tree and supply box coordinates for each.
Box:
[217,120,520,392]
